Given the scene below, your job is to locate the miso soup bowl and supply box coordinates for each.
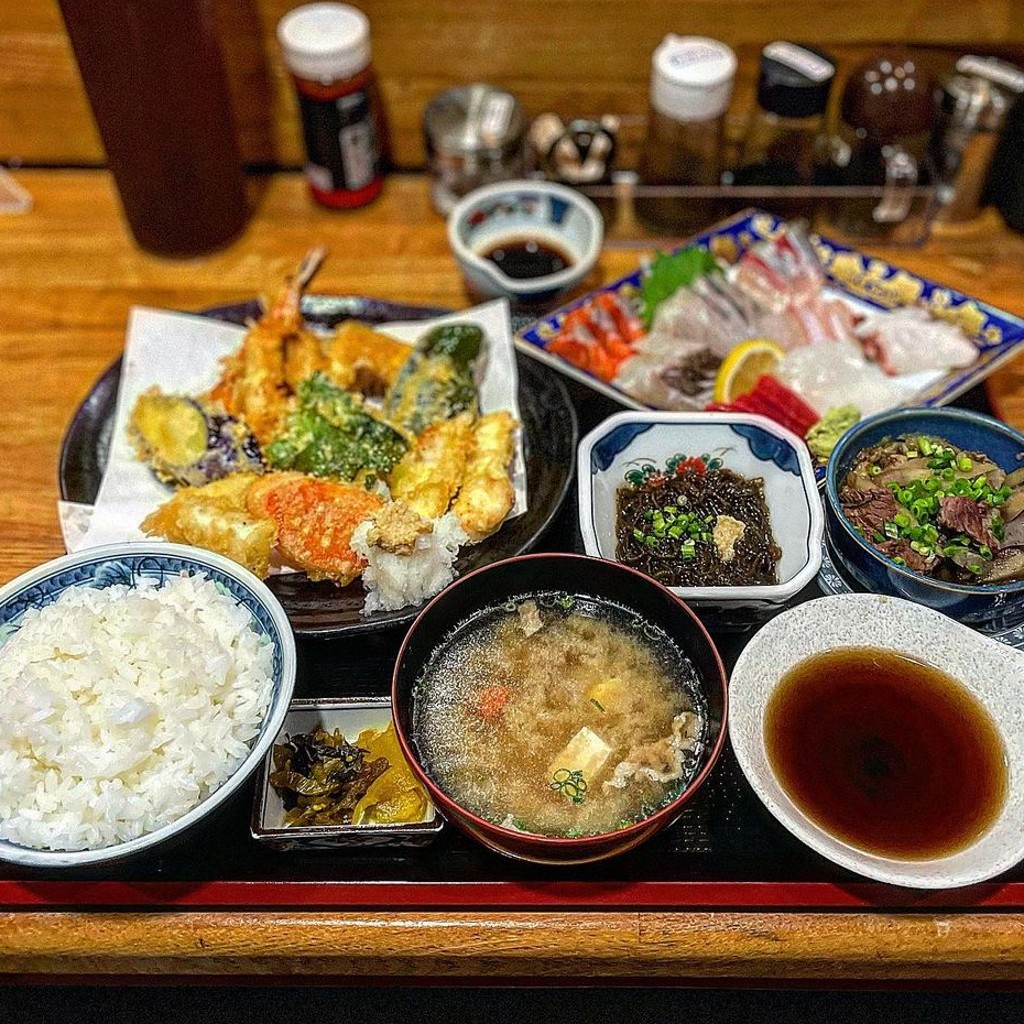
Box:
[392,552,728,865]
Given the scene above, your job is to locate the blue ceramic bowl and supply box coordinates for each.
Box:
[0,542,296,868]
[826,407,1024,633]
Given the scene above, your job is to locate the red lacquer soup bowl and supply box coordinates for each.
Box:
[392,553,728,865]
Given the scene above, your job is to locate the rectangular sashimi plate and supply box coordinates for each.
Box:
[517,209,1024,476]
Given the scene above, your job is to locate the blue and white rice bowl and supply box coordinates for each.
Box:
[0,542,296,868]
[577,412,823,624]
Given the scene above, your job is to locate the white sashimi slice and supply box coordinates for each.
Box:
[855,307,979,376]
[644,287,746,359]
[776,337,927,416]
[613,340,713,410]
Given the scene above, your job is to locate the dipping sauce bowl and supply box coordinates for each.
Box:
[447,180,603,310]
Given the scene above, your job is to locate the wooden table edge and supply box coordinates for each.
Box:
[2,909,1024,981]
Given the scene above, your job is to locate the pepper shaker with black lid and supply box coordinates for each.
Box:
[731,42,836,187]
[931,55,1024,224]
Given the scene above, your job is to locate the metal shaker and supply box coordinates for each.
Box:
[423,84,527,215]
[931,55,1024,224]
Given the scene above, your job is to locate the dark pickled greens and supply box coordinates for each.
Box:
[383,323,482,435]
[265,371,408,483]
[129,387,264,487]
[840,434,1024,584]
[270,728,389,827]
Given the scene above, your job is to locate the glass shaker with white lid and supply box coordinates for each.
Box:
[636,35,737,233]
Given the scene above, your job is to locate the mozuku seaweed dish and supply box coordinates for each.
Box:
[840,434,1024,584]
[615,456,780,588]
[412,594,706,839]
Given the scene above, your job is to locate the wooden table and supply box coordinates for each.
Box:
[3,169,1024,983]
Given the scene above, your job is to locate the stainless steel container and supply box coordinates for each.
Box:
[423,84,527,214]
[931,55,1024,224]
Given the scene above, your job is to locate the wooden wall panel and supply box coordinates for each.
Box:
[2,0,1024,170]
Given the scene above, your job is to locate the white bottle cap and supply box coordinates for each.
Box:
[277,3,371,84]
[651,35,737,121]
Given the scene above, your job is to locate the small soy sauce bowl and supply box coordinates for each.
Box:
[447,180,603,310]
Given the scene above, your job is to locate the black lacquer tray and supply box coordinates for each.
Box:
[7,314,1021,912]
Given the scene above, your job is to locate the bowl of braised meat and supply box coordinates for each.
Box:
[826,407,1024,632]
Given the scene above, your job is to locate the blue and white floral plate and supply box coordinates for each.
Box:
[577,411,823,627]
[519,208,1024,482]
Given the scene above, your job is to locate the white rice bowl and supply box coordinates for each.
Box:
[0,573,276,852]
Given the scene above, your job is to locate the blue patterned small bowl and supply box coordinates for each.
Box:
[578,412,823,626]
[0,542,296,868]
[447,180,603,307]
[826,407,1024,633]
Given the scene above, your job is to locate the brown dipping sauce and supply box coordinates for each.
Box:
[764,647,1008,860]
[479,237,573,279]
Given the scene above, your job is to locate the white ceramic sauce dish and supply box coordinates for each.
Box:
[577,411,823,626]
[447,180,603,307]
[729,593,1024,889]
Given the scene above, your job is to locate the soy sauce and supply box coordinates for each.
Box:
[764,647,1008,860]
[479,237,573,279]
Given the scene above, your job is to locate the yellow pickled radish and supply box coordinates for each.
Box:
[359,787,428,825]
[351,721,430,824]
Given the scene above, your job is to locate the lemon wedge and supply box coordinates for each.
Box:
[713,338,786,404]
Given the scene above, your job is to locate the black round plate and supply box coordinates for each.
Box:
[58,296,578,638]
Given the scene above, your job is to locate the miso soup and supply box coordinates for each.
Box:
[412,593,707,838]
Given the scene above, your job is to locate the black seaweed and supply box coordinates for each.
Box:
[615,468,780,587]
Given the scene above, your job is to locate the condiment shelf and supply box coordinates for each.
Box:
[581,180,940,248]
[3,382,1023,914]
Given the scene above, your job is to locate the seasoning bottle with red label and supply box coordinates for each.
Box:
[278,3,387,209]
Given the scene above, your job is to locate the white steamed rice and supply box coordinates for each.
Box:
[0,573,275,852]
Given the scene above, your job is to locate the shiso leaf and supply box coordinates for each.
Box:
[640,247,719,329]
